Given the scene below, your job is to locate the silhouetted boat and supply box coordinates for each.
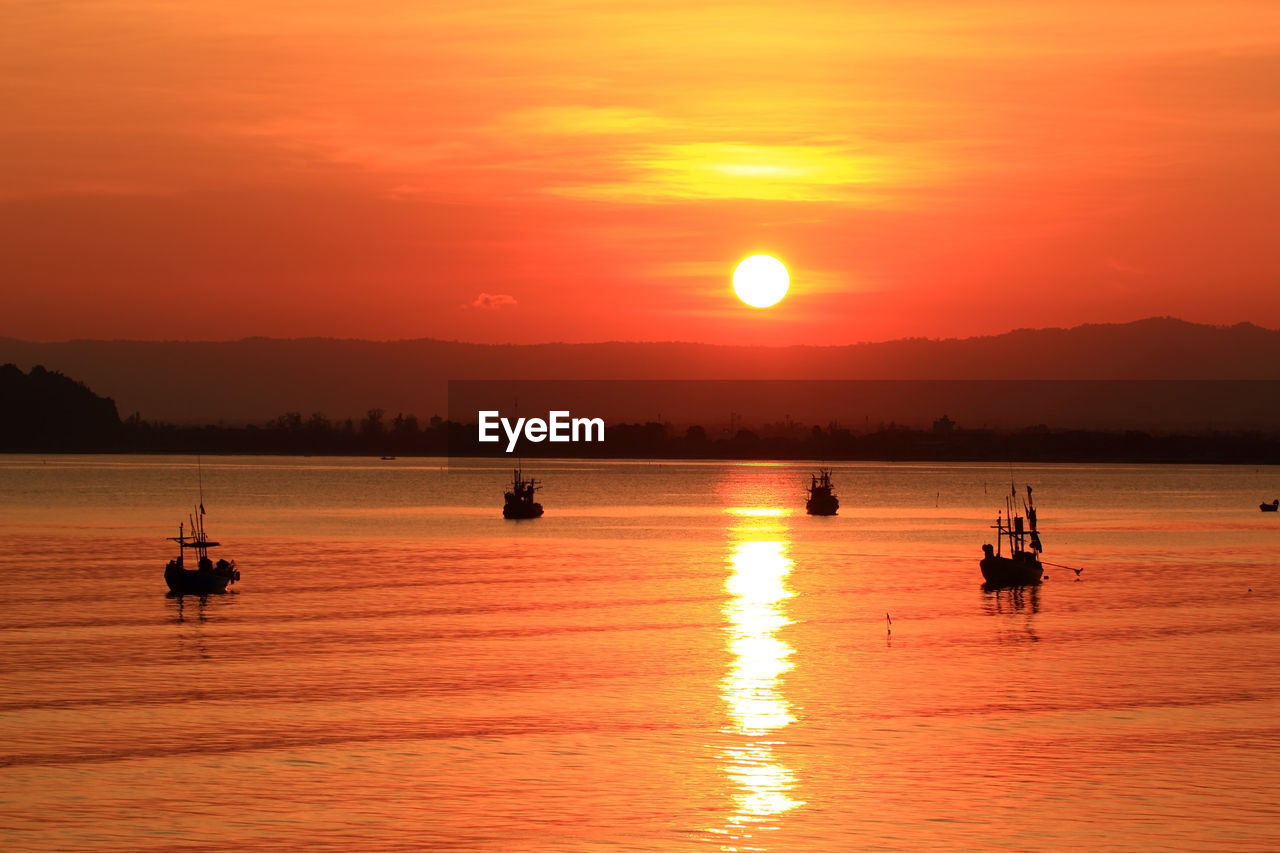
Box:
[503,467,544,519]
[1262,499,1279,512]
[980,484,1044,587]
[805,468,839,516]
[164,503,239,595]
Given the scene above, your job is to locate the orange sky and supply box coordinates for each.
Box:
[2,2,1278,345]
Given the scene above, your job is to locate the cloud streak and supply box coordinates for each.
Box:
[465,293,518,310]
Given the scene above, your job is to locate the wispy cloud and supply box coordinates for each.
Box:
[464,292,518,310]
[547,142,921,204]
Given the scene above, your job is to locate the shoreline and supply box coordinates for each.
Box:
[5,448,1280,466]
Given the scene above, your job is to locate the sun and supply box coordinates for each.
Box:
[733,255,789,308]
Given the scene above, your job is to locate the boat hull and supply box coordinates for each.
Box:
[980,553,1043,587]
[163,558,239,591]
[1262,502,1279,512]
[806,496,839,516]
[503,501,544,520]
[163,563,236,591]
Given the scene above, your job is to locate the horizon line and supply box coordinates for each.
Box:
[1,316,1274,348]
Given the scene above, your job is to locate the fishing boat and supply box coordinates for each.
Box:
[503,467,544,519]
[1262,499,1279,512]
[164,502,240,595]
[805,468,839,516]
[980,484,1044,587]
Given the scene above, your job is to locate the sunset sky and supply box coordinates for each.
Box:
[2,1,1278,345]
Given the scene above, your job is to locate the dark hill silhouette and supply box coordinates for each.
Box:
[0,317,1277,424]
[0,363,121,449]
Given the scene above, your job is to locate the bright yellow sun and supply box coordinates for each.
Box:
[733,255,789,308]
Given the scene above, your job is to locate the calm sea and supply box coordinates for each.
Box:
[1,455,1278,851]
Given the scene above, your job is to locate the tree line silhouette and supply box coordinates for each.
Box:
[4,363,1280,462]
[0,363,121,450]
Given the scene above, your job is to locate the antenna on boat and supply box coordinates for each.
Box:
[197,455,206,517]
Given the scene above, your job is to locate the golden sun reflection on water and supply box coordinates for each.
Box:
[724,507,789,518]
[712,510,804,849]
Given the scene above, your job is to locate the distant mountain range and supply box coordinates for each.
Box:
[1,317,1278,427]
